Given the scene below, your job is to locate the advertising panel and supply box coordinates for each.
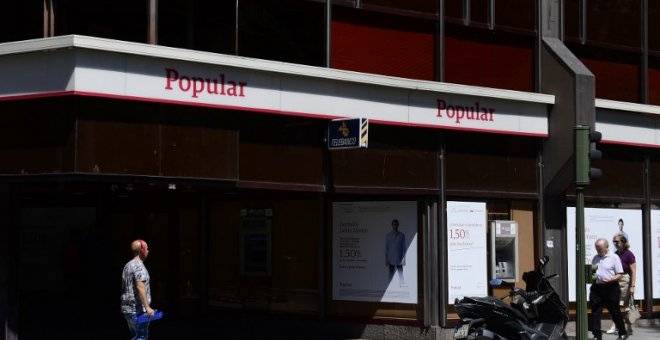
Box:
[567,207,644,301]
[332,201,418,304]
[447,201,488,304]
[651,210,660,298]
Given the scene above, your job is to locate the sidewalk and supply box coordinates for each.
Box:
[566,319,660,340]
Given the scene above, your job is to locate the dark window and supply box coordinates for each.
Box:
[209,199,320,315]
[445,0,464,22]
[0,1,42,43]
[158,0,191,49]
[569,44,642,102]
[650,57,660,105]
[239,114,324,187]
[55,0,148,43]
[0,98,75,174]
[159,0,236,54]
[237,0,325,66]
[362,0,437,13]
[445,131,537,197]
[651,149,660,202]
[494,0,534,31]
[445,25,534,92]
[564,0,580,40]
[586,145,643,201]
[332,125,439,192]
[470,0,489,25]
[586,0,641,49]
[650,1,660,52]
[331,6,435,81]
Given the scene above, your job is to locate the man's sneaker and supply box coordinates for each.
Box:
[616,334,629,340]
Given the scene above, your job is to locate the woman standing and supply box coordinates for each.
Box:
[606,232,636,335]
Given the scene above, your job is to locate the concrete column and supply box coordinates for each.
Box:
[539,36,595,303]
[0,183,18,340]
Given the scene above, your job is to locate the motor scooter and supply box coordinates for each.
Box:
[453,256,568,340]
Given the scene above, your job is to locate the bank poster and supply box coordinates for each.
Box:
[332,201,418,304]
[651,210,660,298]
[447,201,488,304]
[567,207,645,301]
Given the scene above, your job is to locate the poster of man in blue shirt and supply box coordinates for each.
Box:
[385,219,406,286]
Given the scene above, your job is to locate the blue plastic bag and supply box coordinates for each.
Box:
[136,310,163,324]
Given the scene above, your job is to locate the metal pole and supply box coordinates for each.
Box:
[575,186,588,339]
[325,0,332,68]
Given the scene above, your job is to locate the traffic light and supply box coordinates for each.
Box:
[575,126,602,186]
[585,263,598,284]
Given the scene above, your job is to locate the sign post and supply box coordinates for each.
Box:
[574,125,603,339]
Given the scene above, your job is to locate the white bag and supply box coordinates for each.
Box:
[625,296,641,324]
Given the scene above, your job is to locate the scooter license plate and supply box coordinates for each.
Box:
[454,324,470,339]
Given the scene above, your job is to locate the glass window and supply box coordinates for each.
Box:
[564,0,580,40]
[650,57,660,106]
[445,25,534,92]
[332,125,439,191]
[445,131,537,195]
[586,0,641,49]
[363,0,437,14]
[159,0,236,54]
[470,0,489,25]
[208,199,320,315]
[55,0,148,43]
[445,0,464,22]
[585,145,644,201]
[494,0,534,31]
[650,1,660,52]
[569,44,642,102]
[651,149,660,202]
[0,1,42,43]
[238,0,325,66]
[331,6,435,81]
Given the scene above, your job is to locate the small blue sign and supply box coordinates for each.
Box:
[328,118,368,150]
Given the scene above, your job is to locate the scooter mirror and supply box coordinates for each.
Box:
[489,278,504,286]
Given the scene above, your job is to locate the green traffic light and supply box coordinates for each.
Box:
[575,127,602,186]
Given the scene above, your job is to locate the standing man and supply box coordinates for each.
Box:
[121,240,155,340]
[385,219,406,285]
[589,238,629,340]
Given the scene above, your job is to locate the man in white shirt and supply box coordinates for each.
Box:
[121,240,155,340]
[589,238,629,340]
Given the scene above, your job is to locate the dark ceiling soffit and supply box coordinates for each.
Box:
[0,173,237,187]
[238,180,324,192]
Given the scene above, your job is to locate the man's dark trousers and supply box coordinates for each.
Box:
[589,282,627,338]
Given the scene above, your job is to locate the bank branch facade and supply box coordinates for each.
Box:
[2,2,660,340]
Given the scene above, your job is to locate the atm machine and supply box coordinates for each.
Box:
[240,208,272,276]
[490,220,519,282]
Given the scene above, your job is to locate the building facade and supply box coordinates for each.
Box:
[1,1,660,339]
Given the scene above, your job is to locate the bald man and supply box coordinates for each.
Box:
[120,240,154,340]
[589,238,629,340]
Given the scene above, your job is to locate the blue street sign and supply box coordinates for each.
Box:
[328,118,368,150]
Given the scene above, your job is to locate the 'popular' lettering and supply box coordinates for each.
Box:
[165,68,247,98]
[436,99,494,123]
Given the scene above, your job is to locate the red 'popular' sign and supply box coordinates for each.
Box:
[436,99,494,124]
[164,68,247,98]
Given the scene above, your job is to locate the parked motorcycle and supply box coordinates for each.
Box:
[453,256,568,339]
